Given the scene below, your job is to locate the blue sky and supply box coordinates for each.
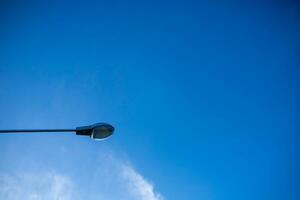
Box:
[0,1,299,199]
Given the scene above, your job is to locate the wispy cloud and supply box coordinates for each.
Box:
[0,150,164,200]
[121,164,164,200]
[0,172,73,200]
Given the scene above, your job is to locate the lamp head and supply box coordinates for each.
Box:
[76,123,114,140]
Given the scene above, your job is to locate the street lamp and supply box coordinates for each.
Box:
[0,122,114,140]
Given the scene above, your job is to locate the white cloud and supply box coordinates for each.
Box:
[0,172,73,200]
[121,164,164,200]
[0,150,165,200]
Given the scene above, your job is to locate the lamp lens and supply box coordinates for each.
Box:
[91,125,113,140]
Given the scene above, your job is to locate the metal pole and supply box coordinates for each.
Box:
[0,129,76,133]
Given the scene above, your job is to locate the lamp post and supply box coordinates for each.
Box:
[0,122,114,140]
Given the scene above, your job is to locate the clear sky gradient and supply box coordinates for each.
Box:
[0,1,299,200]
